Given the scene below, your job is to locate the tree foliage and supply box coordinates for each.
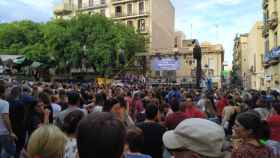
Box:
[0,14,146,75]
[230,64,242,87]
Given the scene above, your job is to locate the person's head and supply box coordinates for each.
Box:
[51,95,59,103]
[9,86,22,100]
[163,103,171,113]
[95,93,105,106]
[38,92,51,106]
[77,112,126,158]
[62,110,85,136]
[35,99,45,114]
[171,99,180,112]
[27,125,67,158]
[67,91,80,106]
[125,127,144,153]
[126,91,132,97]
[178,98,187,112]
[145,104,159,121]
[256,97,266,107]
[103,97,126,120]
[134,93,141,99]
[228,100,235,106]
[58,89,66,100]
[163,118,225,158]
[185,95,193,107]
[233,112,270,142]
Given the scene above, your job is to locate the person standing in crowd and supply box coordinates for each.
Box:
[62,110,85,158]
[222,100,238,135]
[51,95,62,120]
[124,127,152,158]
[56,91,87,129]
[131,93,144,121]
[197,93,208,111]
[38,92,54,124]
[266,102,280,157]
[124,91,133,113]
[27,125,67,158]
[77,112,126,158]
[254,97,270,120]
[103,97,134,127]
[165,87,181,105]
[165,99,189,130]
[137,104,166,158]
[204,98,217,120]
[184,96,205,118]
[231,112,273,158]
[0,83,17,158]
[7,86,27,158]
[92,93,105,112]
[25,99,48,136]
[163,118,228,158]
[216,92,229,122]
[58,89,68,111]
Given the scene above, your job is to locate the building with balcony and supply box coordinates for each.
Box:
[53,0,175,54]
[246,22,265,90]
[262,0,280,91]
[233,33,248,87]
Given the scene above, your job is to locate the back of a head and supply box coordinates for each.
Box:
[95,93,105,105]
[62,110,85,135]
[77,112,126,158]
[67,91,80,106]
[38,92,51,105]
[237,112,270,141]
[170,99,180,112]
[27,125,67,158]
[126,127,144,153]
[9,86,22,100]
[145,104,158,120]
[103,98,119,112]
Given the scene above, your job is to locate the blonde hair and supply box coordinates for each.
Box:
[27,125,67,158]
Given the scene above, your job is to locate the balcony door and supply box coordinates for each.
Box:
[115,6,122,17]
[138,19,145,32]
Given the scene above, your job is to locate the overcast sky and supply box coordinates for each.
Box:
[0,0,262,64]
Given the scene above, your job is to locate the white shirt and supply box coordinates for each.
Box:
[64,138,77,158]
[0,99,9,135]
[51,103,62,118]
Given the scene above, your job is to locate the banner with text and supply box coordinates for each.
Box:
[151,58,180,71]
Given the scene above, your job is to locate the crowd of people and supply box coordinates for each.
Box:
[0,79,279,158]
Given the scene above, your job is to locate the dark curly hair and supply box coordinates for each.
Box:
[63,110,85,135]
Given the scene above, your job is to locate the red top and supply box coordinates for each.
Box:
[267,114,280,142]
[184,106,205,118]
[165,112,189,130]
[216,97,228,117]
